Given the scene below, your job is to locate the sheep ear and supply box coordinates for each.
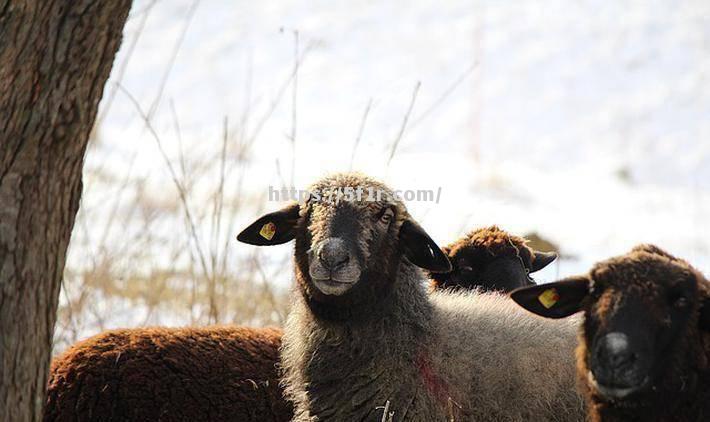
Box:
[531,251,558,273]
[699,297,710,332]
[237,203,300,246]
[510,275,590,319]
[399,220,452,273]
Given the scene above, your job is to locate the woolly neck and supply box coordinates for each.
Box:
[283,262,439,420]
[294,260,433,338]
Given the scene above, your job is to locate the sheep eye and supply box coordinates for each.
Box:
[378,208,394,224]
[672,295,689,309]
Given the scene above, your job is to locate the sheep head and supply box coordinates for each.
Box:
[511,245,710,408]
[238,173,451,318]
[430,226,557,292]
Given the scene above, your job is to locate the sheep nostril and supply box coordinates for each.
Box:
[333,254,349,268]
[317,250,332,269]
[317,238,350,271]
[322,252,349,270]
[596,332,636,370]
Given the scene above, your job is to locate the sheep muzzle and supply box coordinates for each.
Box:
[308,237,362,296]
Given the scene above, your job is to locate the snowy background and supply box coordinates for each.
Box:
[57,0,710,349]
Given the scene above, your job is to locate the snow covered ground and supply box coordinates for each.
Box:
[63,0,710,337]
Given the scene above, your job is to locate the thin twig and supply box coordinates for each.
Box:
[252,253,287,324]
[238,48,254,157]
[219,162,247,278]
[116,83,215,321]
[59,277,79,345]
[210,117,229,281]
[95,0,159,131]
[169,99,188,179]
[147,0,201,119]
[349,98,373,171]
[410,61,478,129]
[275,158,288,191]
[75,188,96,270]
[98,154,138,249]
[289,29,299,186]
[246,42,315,147]
[387,81,421,167]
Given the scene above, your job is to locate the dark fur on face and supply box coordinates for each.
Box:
[238,173,450,322]
[511,245,710,422]
[293,201,405,321]
[430,226,557,293]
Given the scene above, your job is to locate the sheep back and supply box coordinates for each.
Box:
[44,326,292,422]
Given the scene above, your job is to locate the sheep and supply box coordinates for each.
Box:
[237,172,585,421]
[429,225,557,292]
[43,226,552,422]
[43,326,293,422]
[511,245,710,422]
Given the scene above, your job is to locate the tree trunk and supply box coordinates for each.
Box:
[0,1,131,420]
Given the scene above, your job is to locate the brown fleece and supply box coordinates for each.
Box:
[43,326,292,422]
[577,246,710,422]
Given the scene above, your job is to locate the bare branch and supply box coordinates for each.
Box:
[116,83,216,321]
[410,61,478,129]
[349,98,373,171]
[289,29,299,186]
[169,98,188,179]
[387,81,421,167]
[246,42,315,147]
[147,0,201,119]
[94,0,159,133]
[210,117,229,279]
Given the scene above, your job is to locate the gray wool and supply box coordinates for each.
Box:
[281,261,585,422]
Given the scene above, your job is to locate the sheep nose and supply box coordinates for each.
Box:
[596,332,637,371]
[317,238,350,271]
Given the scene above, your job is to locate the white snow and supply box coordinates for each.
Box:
[63,0,710,336]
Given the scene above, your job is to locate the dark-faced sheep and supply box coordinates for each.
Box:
[430,225,557,292]
[238,172,585,421]
[44,326,292,422]
[511,245,710,422]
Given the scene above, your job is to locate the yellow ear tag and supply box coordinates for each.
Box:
[259,222,276,240]
[538,288,560,309]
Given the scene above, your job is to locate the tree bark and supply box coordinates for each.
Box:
[0,1,131,420]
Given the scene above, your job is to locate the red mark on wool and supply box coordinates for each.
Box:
[415,350,451,403]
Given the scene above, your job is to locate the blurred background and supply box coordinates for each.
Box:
[54,0,710,352]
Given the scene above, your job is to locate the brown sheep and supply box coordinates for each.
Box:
[429,225,557,292]
[43,326,292,422]
[511,245,710,422]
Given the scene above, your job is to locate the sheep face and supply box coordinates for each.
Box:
[430,226,557,292]
[300,196,398,297]
[581,255,702,402]
[440,250,535,292]
[238,174,451,312]
[512,246,710,406]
